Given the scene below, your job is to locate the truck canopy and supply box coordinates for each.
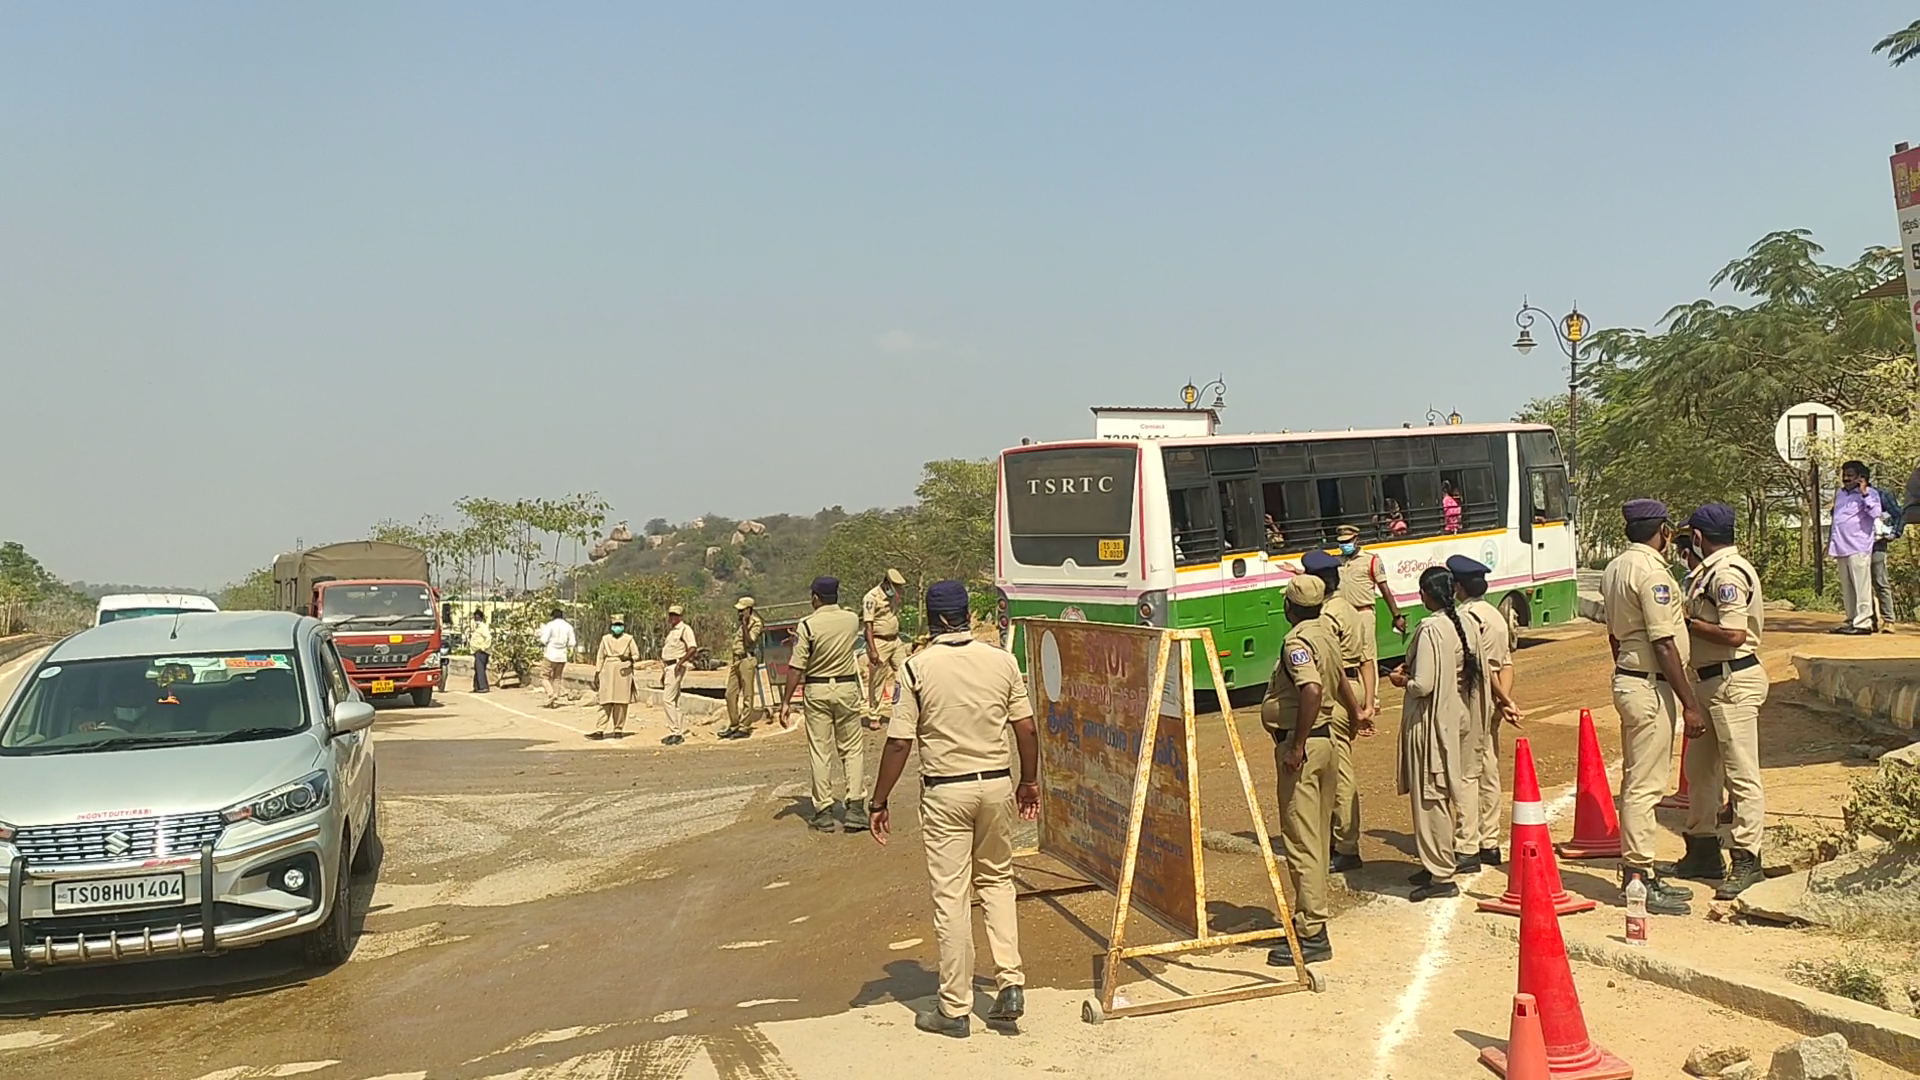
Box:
[273,541,430,613]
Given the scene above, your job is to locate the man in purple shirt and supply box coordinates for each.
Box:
[1829,460,1882,635]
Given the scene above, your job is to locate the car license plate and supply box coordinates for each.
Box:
[53,873,186,914]
[370,679,395,695]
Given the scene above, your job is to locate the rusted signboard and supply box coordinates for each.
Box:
[1027,620,1196,937]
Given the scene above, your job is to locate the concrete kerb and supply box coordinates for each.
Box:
[0,635,49,668]
[1791,652,1920,735]
[1480,917,1920,1069]
[445,655,723,716]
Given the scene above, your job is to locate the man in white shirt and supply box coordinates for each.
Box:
[660,604,699,745]
[536,606,579,708]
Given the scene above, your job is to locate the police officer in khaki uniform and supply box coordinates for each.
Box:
[1601,499,1706,915]
[1672,504,1769,899]
[862,569,909,730]
[659,605,698,746]
[780,577,868,832]
[1332,524,1403,861]
[1448,555,1524,867]
[868,580,1039,1039]
[721,597,764,740]
[1261,574,1362,967]
[1299,550,1374,873]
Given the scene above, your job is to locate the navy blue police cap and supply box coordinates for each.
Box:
[1300,550,1341,573]
[925,580,970,616]
[1685,504,1736,535]
[1444,555,1490,578]
[810,576,840,600]
[1622,499,1669,524]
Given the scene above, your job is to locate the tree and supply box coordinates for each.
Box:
[219,566,278,611]
[1874,19,1920,66]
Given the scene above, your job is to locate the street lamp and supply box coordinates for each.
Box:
[1512,298,1589,484]
[1425,406,1463,427]
[1181,377,1227,411]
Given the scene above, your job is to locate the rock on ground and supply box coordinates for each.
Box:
[1723,1063,1757,1080]
[1761,822,1854,877]
[1686,1042,1753,1076]
[1766,1032,1858,1080]
[1738,843,1920,927]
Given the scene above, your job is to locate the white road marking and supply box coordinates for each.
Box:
[788,916,809,924]
[463,691,589,734]
[267,1065,338,1077]
[763,880,791,890]
[886,938,922,950]
[1370,759,1595,1080]
[736,998,798,1008]
[720,940,776,950]
[361,1074,428,1080]
[650,1009,691,1023]
[0,1031,62,1051]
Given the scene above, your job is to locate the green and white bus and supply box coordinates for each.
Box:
[994,423,1577,692]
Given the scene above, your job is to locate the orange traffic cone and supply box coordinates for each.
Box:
[1479,738,1596,917]
[1656,734,1690,810]
[1557,709,1623,860]
[1481,841,1634,1080]
[1486,993,1550,1080]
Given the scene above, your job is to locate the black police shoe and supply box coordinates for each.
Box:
[808,808,838,832]
[914,1009,970,1039]
[1329,852,1363,873]
[1714,849,1764,901]
[1477,847,1503,867]
[1622,866,1693,915]
[843,800,868,833]
[1453,854,1483,876]
[1408,868,1434,887]
[1410,879,1460,902]
[1668,834,1725,881]
[986,986,1025,1031]
[1265,928,1332,967]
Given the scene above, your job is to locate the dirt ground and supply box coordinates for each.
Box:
[0,616,1913,1080]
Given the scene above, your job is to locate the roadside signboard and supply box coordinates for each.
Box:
[1891,145,1920,362]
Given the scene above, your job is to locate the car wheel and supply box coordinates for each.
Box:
[410,687,433,707]
[300,837,357,968]
[350,791,382,878]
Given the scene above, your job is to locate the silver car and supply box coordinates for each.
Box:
[0,611,379,975]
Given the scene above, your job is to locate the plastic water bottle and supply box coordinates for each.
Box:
[1624,875,1649,947]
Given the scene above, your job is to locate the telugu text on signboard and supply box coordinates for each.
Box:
[1027,620,1196,937]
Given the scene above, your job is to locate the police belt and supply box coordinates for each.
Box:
[874,632,899,640]
[1271,724,1332,743]
[1613,667,1667,683]
[804,674,860,684]
[1694,655,1761,683]
[1342,666,1361,679]
[922,769,1011,788]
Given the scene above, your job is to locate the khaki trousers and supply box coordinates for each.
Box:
[1685,664,1768,853]
[1838,553,1874,630]
[803,681,865,810]
[663,662,687,735]
[541,660,566,703]
[725,657,757,732]
[1329,700,1360,858]
[1412,785,1459,884]
[866,638,907,720]
[1613,672,1678,869]
[596,702,629,733]
[1274,733,1335,937]
[921,775,1024,1019]
[1453,732,1502,856]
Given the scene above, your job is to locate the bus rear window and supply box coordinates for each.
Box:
[1003,447,1138,567]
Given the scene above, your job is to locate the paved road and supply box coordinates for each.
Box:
[0,623,1908,1080]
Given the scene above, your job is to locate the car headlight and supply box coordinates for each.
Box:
[0,820,14,842]
[222,771,332,824]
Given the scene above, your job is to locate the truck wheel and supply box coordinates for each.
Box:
[410,687,433,708]
[300,839,357,968]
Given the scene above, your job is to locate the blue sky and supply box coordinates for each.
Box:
[2,3,1914,586]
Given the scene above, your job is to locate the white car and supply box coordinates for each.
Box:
[0,611,379,974]
[94,593,219,627]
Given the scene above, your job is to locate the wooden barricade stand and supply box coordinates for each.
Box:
[1012,619,1322,1025]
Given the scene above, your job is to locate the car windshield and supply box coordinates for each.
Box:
[318,584,435,631]
[0,652,308,756]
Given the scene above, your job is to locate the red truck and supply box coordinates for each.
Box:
[273,541,448,706]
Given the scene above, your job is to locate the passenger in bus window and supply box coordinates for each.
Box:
[1384,499,1409,538]
[1264,513,1285,551]
[1441,480,1463,534]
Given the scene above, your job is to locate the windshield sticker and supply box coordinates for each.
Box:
[224,654,289,669]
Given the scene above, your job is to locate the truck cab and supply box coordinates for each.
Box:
[272,542,447,707]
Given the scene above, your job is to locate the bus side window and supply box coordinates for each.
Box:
[1169,486,1220,566]
[1316,475,1376,543]
[1262,479,1317,553]
[1531,469,1568,523]
[1461,466,1497,530]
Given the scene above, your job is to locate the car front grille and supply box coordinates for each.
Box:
[13,813,227,867]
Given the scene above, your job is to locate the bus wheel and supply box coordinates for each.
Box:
[1498,594,1521,648]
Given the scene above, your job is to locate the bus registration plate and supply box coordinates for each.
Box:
[1098,539,1126,560]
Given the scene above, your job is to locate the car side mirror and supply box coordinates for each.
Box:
[330,699,377,735]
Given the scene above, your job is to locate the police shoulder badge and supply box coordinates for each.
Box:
[1716,582,1739,603]
[1652,583,1672,605]
[1287,646,1312,667]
